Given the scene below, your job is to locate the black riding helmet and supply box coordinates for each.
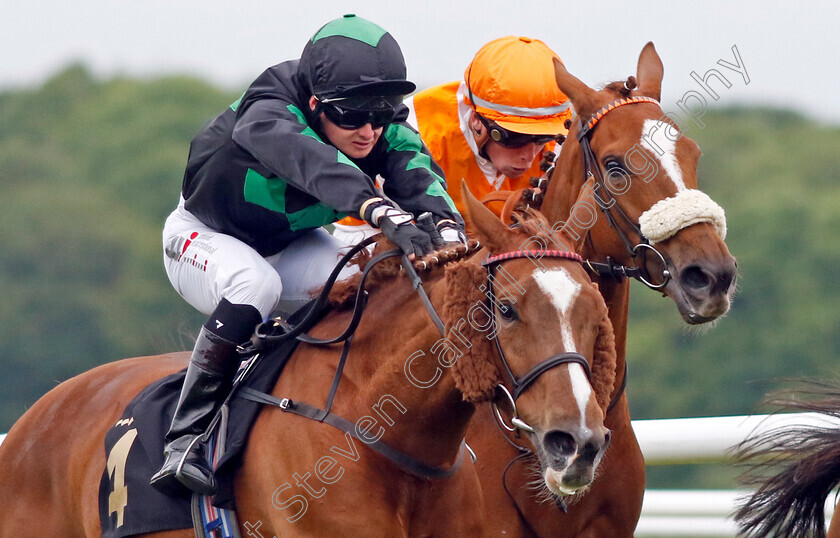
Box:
[298,14,416,125]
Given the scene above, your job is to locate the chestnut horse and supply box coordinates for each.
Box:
[0,188,619,537]
[735,380,840,538]
[468,42,738,536]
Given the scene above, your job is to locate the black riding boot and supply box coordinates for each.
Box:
[150,299,262,496]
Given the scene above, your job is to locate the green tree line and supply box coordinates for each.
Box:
[2,66,839,489]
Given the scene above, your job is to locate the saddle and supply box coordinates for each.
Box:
[99,236,396,537]
[98,238,451,537]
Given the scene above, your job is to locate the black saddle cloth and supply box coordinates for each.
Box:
[98,303,322,537]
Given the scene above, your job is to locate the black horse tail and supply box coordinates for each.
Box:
[734,379,840,538]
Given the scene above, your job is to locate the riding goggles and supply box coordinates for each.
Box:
[317,95,399,129]
[477,114,557,148]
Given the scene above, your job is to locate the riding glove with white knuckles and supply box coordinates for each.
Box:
[363,199,434,258]
[436,219,468,245]
[415,212,466,248]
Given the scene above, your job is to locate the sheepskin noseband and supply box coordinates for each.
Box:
[638,189,727,244]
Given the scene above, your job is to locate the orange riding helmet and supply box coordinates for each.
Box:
[465,36,573,146]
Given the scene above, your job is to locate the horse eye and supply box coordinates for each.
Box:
[604,158,624,172]
[498,302,519,323]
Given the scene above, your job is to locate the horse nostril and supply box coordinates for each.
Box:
[543,430,577,460]
[718,267,736,292]
[680,265,711,291]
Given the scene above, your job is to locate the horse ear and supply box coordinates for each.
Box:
[553,57,598,119]
[556,220,587,254]
[636,42,664,102]
[590,310,617,413]
[461,179,510,252]
[555,179,595,253]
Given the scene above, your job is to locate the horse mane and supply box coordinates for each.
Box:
[327,239,398,308]
[327,237,476,309]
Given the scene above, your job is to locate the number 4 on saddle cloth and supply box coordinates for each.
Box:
[99,304,320,538]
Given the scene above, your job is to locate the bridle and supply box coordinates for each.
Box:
[575,96,672,290]
[480,248,621,517]
[481,249,595,434]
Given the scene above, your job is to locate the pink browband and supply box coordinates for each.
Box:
[584,96,661,132]
[482,250,584,267]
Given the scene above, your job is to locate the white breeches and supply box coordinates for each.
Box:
[163,199,358,318]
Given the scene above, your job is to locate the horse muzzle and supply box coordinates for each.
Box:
[663,253,737,324]
[637,189,738,324]
[538,425,612,496]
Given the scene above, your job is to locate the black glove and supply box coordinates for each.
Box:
[415,212,446,248]
[375,208,434,258]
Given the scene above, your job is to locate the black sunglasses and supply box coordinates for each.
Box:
[478,115,556,148]
[322,104,396,129]
[318,96,398,130]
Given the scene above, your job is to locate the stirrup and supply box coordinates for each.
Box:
[150,435,215,496]
[173,435,217,495]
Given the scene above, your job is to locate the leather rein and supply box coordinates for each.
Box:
[237,236,467,480]
[235,240,614,483]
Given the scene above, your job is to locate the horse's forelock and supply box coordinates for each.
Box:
[601,80,634,99]
[512,209,549,237]
[509,208,572,251]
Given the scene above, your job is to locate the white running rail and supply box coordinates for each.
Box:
[634,413,840,536]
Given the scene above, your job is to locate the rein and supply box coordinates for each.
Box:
[576,96,672,290]
[237,238,459,481]
[238,387,466,480]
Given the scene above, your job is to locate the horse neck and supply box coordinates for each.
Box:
[541,134,582,231]
[306,270,474,468]
[543,132,631,411]
[598,277,629,396]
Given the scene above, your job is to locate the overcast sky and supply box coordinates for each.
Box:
[3,0,838,124]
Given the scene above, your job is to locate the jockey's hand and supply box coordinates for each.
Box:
[436,219,467,246]
[376,208,434,259]
[415,212,445,248]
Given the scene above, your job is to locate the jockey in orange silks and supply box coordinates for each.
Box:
[333,35,573,243]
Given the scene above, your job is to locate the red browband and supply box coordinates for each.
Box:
[482,249,584,267]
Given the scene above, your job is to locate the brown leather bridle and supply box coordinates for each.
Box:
[576,96,672,290]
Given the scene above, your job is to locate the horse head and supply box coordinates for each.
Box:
[544,42,737,324]
[443,183,617,497]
